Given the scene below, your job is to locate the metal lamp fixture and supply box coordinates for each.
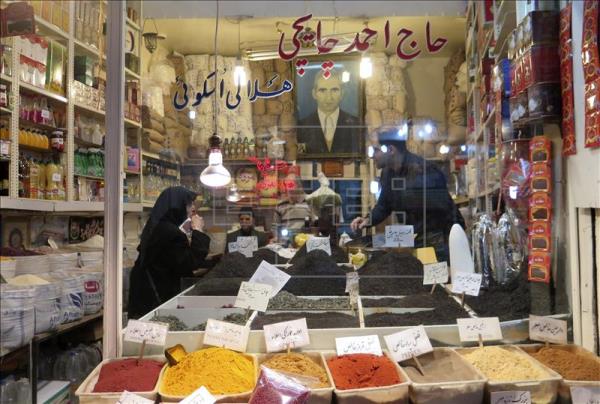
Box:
[142,18,165,54]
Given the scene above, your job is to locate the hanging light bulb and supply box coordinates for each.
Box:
[226,183,241,202]
[342,71,350,82]
[439,144,450,154]
[369,180,380,194]
[360,56,372,79]
[460,144,467,152]
[200,133,231,187]
[233,60,247,87]
[424,123,433,134]
[188,109,196,119]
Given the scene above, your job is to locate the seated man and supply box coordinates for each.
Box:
[225,207,268,253]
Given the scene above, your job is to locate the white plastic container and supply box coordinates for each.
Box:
[255,351,334,404]
[0,258,16,280]
[14,255,49,275]
[32,282,61,334]
[71,270,104,315]
[322,350,411,404]
[80,251,103,267]
[76,355,166,404]
[40,272,85,323]
[48,252,80,271]
[0,285,35,350]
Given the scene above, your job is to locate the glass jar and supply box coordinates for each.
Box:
[50,130,65,152]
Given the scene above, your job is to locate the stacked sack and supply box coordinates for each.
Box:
[162,92,193,161]
[249,59,296,159]
[444,48,467,145]
[142,106,168,154]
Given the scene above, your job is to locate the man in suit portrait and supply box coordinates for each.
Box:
[297,70,362,156]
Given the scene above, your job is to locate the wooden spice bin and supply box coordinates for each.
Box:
[455,345,562,404]
[398,347,487,404]
[519,344,600,404]
[158,352,258,403]
[75,355,167,404]
[255,351,334,404]
[321,350,411,404]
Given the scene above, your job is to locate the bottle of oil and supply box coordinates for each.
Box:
[29,158,39,199]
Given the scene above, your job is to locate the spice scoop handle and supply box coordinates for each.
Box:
[165,343,188,366]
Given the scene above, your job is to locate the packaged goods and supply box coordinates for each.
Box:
[326,354,401,390]
[493,210,525,285]
[0,285,35,350]
[530,346,600,381]
[92,358,163,392]
[160,347,255,396]
[262,353,329,388]
[461,346,547,381]
[249,366,310,404]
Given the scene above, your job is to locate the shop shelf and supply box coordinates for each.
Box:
[74,173,104,181]
[142,200,155,208]
[125,68,141,80]
[124,118,141,129]
[479,29,495,60]
[124,202,143,212]
[494,2,516,61]
[34,313,102,344]
[34,16,69,42]
[0,196,55,211]
[19,82,68,104]
[126,18,141,31]
[18,143,55,153]
[0,73,12,83]
[74,102,105,117]
[141,150,178,163]
[54,200,104,212]
[0,106,12,114]
[74,137,104,148]
[453,196,470,205]
[19,119,65,133]
[74,38,104,59]
[124,169,140,175]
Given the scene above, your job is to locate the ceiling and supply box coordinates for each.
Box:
[152,15,466,58]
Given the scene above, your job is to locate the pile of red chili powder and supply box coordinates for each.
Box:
[93,358,163,392]
[326,354,401,390]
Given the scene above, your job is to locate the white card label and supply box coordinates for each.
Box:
[234,281,272,312]
[117,391,154,404]
[306,236,331,255]
[452,273,483,296]
[52,173,61,182]
[203,319,249,352]
[237,236,258,257]
[249,260,291,298]
[423,261,449,285]
[124,320,169,346]
[263,318,310,353]
[345,272,359,293]
[336,335,382,356]
[490,391,531,404]
[529,315,568,344]
[384,325,433,362]
[180,386,217,404]
[228,242,239,253]
[385,225,415,247]
[570,387,600,404]
[372,234,386,248]
[457,317,503,342]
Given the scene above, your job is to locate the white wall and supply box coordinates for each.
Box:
[404,57,450,127]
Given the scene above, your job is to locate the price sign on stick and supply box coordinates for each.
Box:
[263,318,310,353]
[203,319,249,352]
[384,325,433,362]
[234,281,272,312]
[570,387,600,404]
[118,391,155,404]
[180,386,217,404]
[345,272,359,293]
[490,391,531,404]
[423,262,448,285]
[124,320,169,346]
[336,335,382,356]
[452,273,483,296]
[385,225,415,247]
[228,242,239,253]
[529,315,568,345]
[249,261,291,298]
[457,317,503,343]
[306,236,331,255]
[237,236,258,257]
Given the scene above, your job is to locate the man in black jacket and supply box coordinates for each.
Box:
[225,207,268,253]
[351,127,465,261]
[297,71,362,156]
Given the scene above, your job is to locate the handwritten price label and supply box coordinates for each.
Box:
[117,391,154,404]
[336,335,382,356]
[529,315,567,344]
[124,320,169,346]
[234,281,272,312]
[263,318,310,353]
[228,242,239,253]
[423,261,448,285]
[452,273,483,296]
[306,236,332,255]
[385,225,415,247]
[180,386,216,404]
[237,236,258,257]
[570,387,600,404]
[490,391,531,404]
[203,319,249,352]
[457,317,503,342]
[384,325,433,362]
[249,261,291,298]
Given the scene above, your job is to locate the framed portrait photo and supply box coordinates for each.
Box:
[294,55,365,160]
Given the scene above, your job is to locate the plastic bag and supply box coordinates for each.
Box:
[248,366,310,404]
[492,209,526,285]
[472,213,495,289]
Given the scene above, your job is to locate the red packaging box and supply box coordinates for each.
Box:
[529,221,552,252]
[528,251,551,283]
[522,45,561,87]
[529,192,552,222]
[529,136,552,163]
[531,162,552,193]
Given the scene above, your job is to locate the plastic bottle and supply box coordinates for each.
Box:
[46,160,59,200]
[29,158,39,199]
[18,154,26,197]
[57,160,65,200]
[22,156,31,198]
[18,127,25,145]
[38,159,46,199]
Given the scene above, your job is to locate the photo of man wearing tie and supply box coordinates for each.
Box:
[296,69,363,157]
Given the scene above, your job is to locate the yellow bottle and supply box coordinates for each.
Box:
[24,129,33,147]
[19,128,26,145]
[29,159,39,199]
[46,161,59,200]
[38,160,46,200]
[0,125,8,140]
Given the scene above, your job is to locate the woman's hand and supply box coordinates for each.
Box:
[350,216,369,231]
[191,215,204,232]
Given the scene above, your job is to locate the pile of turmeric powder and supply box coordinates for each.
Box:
[530,346,600,381]
[262,353,330,388]
[161,347,255,396]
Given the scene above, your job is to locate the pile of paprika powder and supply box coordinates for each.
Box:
[93,358,163,392]
[326,354,401,390]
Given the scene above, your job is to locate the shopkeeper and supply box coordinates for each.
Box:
[351,127,465,261]
[272,179,316,234]
[128,186,211,319]
[225,207,269,253]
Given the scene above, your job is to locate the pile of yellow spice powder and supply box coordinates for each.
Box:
[161,347,255,396]
[461,346,547,381]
